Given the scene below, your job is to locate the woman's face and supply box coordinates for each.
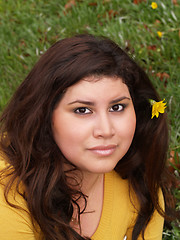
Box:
[52,76,136,174]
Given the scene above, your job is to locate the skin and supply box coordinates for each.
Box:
[52,75,136,178]
[52,75,136,236]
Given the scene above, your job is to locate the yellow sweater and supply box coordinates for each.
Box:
[0,158,164,240]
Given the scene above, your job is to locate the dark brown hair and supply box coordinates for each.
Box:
[0,34,176,240]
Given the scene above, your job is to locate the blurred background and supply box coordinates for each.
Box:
[0,0,179,238]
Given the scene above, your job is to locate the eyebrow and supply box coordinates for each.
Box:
[68,96,131,106]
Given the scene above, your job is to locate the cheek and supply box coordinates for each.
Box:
[127,115,136,136]
[52,116,89,151]
[52,127,78,162]
[128,115,136,139]
[53,125,76,149]
[117,112,136,140]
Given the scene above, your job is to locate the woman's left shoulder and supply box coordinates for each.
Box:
[106,170,139,212]
[109,170,132,197]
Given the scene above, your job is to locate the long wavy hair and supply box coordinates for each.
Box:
[0,34,176,240]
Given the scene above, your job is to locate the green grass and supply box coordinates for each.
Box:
[0,0,179,238]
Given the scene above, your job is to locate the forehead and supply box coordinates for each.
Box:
[61,76,130,103]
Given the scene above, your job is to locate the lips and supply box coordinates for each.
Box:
[88,144,117,156]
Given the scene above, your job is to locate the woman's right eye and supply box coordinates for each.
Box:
[74,107,92,115]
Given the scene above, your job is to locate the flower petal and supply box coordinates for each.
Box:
[149,99,167,119]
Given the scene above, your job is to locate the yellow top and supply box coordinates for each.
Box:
[92,171,164,240]
[0,158,164,240]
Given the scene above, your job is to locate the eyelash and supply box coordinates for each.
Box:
[109,104,125,112]
[74,107,92,115]
[74,104,126,115]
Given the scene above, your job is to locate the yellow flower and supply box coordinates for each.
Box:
[151,2,158,9]
[149,99,167,119]
[157,31,163,38]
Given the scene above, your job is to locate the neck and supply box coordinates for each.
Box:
[64,163,104,196]
[70,171,104,231]
[80,171,104,196]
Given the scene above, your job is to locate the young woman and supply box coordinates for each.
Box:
[0,34,176,240]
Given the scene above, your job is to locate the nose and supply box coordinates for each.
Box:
[93,113,115,138]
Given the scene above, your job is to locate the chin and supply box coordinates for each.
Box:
[86,161,119,174]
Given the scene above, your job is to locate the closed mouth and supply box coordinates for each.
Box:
[88,145,117,156]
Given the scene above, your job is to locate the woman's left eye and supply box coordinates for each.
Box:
[109,104,124,112]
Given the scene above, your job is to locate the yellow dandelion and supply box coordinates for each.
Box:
[157,31,163,38]
[149,99,167,119]
[151,2,158,9]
